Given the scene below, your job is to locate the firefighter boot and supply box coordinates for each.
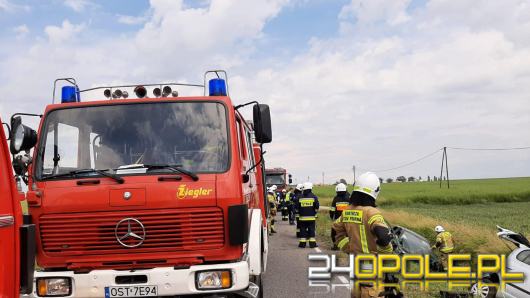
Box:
[298,239,307,248]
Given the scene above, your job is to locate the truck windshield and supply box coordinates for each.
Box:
[266,174,285,185]
[36,101,229,179]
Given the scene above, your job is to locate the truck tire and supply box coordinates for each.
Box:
[251,274,264,298]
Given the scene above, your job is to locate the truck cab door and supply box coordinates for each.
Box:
[0,120,18,297]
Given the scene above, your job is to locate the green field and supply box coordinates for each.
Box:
[314,177,530,206]
[314,177,530,254]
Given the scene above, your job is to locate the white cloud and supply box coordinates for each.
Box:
[13,24,29,39]
[117,14,148,25]
[340,0,412,26]
[63,0,92,12]
[44,20,85,43]
[0,0,30,12]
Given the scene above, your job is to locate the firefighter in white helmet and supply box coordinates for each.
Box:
[296,182,319,248]
[432,225,454,271]
[332,172,396,298]
[293,184,304,237]
[330,183,350,250]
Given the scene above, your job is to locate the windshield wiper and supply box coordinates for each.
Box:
[114,164,199,181]
[146,164,199,181]
[42,169,124,184]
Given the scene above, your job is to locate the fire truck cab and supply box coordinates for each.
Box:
[9,71,272,297]
[265,168,291,191]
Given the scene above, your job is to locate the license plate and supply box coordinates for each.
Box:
[105,286,158,297]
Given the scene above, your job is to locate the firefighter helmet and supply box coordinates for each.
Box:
[303,182,313,190]
[271,185,277,191]
[435,225,445,233]
[353,172,380,200]
[296,184,303,191]
[335,183,347,192]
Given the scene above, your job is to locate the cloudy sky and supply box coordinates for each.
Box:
[1,0,529,183]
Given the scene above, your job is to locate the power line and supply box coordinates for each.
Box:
[368,148,443,173]
[352,145,530,175]
[447,146,530,151]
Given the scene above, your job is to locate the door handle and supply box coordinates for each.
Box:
[0,215,14,227]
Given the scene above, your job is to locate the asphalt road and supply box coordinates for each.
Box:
[262,216,350,298]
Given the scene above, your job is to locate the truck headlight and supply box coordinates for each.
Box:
[196,270,232,290]
[37,277,72,296]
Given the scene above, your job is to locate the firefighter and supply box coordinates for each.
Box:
[280,189,289,221]
[332,172,396,298]
[267,187,277,234]
[297,182,319,248]
[285,188,296,225]
[293,184,303,237]
[330,182,350,250]
[432,225,454,271]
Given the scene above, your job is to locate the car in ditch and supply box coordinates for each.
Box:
[470,226,530,298]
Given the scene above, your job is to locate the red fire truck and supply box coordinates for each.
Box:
[0,116,35,297]
[8,71,272,297]
[264,168,291,191]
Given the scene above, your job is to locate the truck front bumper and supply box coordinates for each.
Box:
[29,261,251,297]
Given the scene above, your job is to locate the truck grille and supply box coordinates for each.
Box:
[39,208,224,256]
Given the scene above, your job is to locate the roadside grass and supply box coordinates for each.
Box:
[384,202,530,240]
[315,210,334,250]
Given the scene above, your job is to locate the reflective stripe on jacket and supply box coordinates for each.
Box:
[296,192,319,221]
[332,205,392,254]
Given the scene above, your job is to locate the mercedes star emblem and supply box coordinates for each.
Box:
[115,218,146,248]
[123,191,132,200]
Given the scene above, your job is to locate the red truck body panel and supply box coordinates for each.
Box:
[0,117,23,297]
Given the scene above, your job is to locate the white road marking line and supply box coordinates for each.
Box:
[314,247,322,253]
[338,276,349,284]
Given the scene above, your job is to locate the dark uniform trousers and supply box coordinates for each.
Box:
[299,220,316,245]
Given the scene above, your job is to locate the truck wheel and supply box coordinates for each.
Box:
[251,274,263,298]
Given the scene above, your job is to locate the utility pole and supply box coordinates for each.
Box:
[439,147,450,189]
[322,172,325,185]
[352,165,356,184]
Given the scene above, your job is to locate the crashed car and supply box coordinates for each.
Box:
[391,226,444,271]
[470,226,530,298]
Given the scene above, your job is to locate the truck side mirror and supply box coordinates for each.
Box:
[288,174,292,184]
[253,104,272,144]
[9,116,37,155]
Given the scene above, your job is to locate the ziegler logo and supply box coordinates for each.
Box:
[177,184,213,199]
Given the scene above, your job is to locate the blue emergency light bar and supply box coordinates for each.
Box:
[61,86,80,103]
[209,79,227,96]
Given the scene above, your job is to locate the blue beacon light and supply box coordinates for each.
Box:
[209,79,227,96]
[61,86,80,103]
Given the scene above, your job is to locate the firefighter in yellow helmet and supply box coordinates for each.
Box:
[332,172,394,298]
[432,225,454,271]
[267,187,278,234]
